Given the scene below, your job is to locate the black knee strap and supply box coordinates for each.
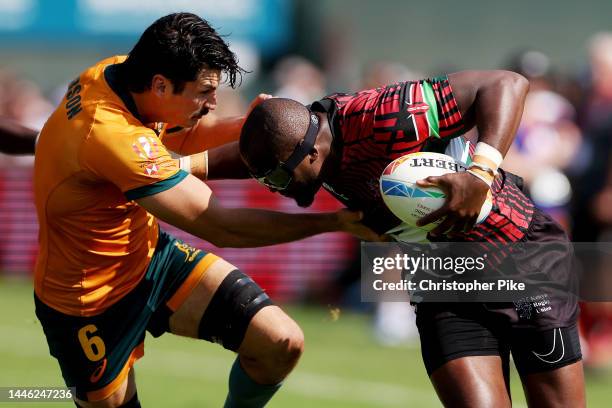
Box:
[198,270,273,351]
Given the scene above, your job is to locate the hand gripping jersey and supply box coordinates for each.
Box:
[312,77,535,244]
[34,56,189,316]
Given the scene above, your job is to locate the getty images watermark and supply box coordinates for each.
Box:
[360,241,591,303]
[370,252,526,293]
[0,387,75,402]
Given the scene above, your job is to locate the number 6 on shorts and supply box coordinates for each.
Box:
[78,324,106,362]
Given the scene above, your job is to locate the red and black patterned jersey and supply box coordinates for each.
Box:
[312,76,535,243]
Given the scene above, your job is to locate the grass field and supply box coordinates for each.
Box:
[1,278,611,408]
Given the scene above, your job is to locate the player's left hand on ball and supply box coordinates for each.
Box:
[336,209,385,241]
[416,172,489,237]
[246,93,273,115]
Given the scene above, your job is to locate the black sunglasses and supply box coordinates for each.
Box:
[252,112,320,191]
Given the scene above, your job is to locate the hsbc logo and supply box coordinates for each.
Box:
[132,136,159,160]
[132,136,161,176]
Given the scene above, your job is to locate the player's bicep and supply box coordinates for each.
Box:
[136,175,211,224]
[447,71,482,130]
[447,70,527,131]
[135,174,251,247]
[135,174,229,243]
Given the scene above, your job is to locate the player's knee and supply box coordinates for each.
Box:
[284,320,305,363]
[259,314,304,371]
[266,319,305,367]
[240,318,303,383]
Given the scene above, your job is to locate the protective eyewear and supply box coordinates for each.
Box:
[252,112,320,190]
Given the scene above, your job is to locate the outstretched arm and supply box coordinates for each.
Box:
[0,117,38,155]
[207,141,251,179]
[166,94,271,180]
[417,71,529,236]
[173,141,250,181]
[136,174,381,247]
[163,94,271,155]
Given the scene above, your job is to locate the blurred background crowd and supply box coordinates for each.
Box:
[2,0,612,370]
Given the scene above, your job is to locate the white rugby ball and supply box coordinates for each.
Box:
[380,152,492,231]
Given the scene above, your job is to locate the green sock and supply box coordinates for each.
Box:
[223,358,283,408]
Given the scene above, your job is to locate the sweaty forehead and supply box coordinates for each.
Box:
[195,69,221,88]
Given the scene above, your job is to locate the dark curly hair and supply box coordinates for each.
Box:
[121,12,245,93]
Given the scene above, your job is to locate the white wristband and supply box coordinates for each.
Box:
[179,156,191,172]
[203,150,209,180]
[474,142,503,168]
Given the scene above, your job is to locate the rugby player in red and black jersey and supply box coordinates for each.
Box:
[238,71,585,408]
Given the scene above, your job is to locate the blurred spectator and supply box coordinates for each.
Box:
[0,68,50,276]
[581,33,612,131]
[568,33,612,243]
[507,50,552,91]
[0,68,53,131]
[208,86,248,117]
[570,33,612,370]
[360,61,422,89]
[273,56,327,104]
[502,51,582,230]
[0,68,53,167]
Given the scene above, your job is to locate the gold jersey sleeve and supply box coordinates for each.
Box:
[80,106,184,197]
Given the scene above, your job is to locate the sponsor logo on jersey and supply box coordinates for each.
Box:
[132,136,162,175]
[174,241,201,263]
[89,358,108,384]
[132,136,160,160]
